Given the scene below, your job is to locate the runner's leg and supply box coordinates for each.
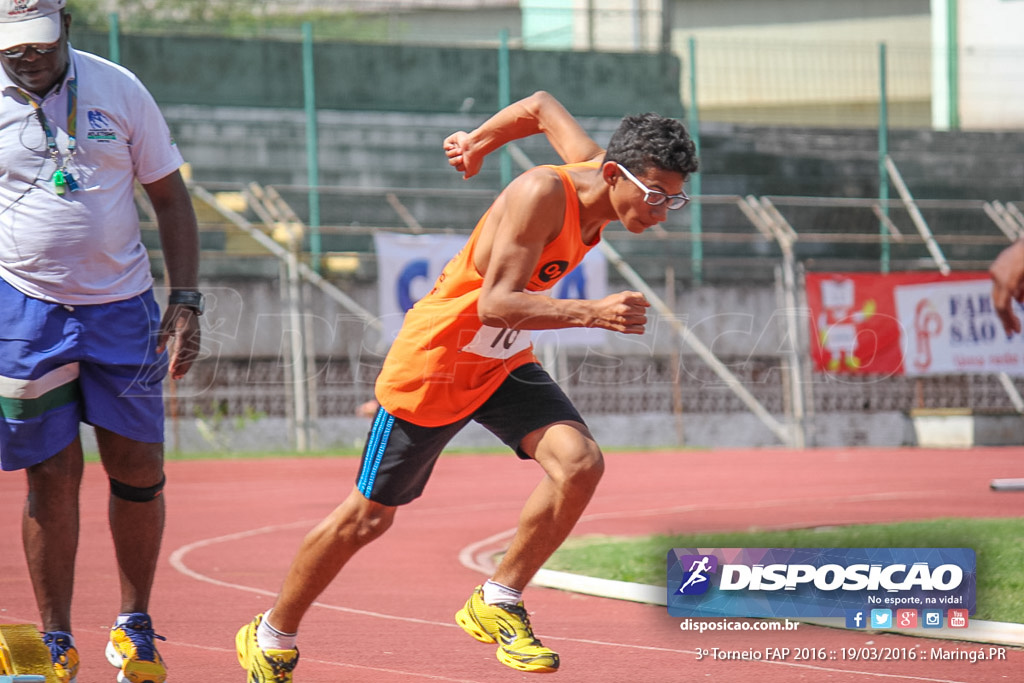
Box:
[266,487,397,633]
[491,420,604,590]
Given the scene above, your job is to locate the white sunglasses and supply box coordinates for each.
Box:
[616,163,690,209]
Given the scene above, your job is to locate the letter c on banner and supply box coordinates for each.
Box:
[397,259,429,312]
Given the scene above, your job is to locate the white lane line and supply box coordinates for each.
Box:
[166,488,994,683]
[455,490,988,683]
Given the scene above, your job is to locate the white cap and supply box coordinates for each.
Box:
[0,0,65,52]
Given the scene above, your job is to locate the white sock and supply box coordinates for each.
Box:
[483,579,523,606]
[257,610,298,651]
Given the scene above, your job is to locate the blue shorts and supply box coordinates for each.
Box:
[0,278,167,471]
[357,363,587,506]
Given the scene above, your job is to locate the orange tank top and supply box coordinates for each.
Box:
[374,162,606,426]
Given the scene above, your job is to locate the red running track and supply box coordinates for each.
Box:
[1,447,1022,682]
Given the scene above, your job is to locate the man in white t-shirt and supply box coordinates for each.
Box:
[0,2,201,681]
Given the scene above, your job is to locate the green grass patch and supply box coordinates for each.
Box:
[545,517,1024,624]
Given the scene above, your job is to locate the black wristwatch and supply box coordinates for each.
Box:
[168,290,205,316]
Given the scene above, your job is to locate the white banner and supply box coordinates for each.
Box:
[894,277,1024,376]
[373,232,468,343]
[373,232,608,349]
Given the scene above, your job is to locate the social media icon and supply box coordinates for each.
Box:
[948,609,969,629]
[845,610,867,629]
[871,609,892,628]
[896,609,918,628]
[922,609,944,628]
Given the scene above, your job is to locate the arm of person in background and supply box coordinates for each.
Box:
[990,238,1024,336]
[443,90,604,179]
[145,169,202,379]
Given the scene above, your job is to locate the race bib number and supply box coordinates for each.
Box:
[460,324,533,359]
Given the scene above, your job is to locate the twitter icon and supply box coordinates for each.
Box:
[871,609,892,628]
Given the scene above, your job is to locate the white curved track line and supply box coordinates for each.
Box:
[454,490,980,683]
[167,493,981,683]
[169,521,459,629]
[458,490,946,577]
[457,527,518,575]
[167,521,707,661]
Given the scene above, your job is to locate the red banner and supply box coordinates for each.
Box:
[805,272,988,375]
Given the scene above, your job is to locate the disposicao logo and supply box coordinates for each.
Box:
[667,548,975,619]
[675,555,718,595]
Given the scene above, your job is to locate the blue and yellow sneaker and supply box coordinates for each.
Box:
[42,631,79,683]
[104,613,167,683]
[455,585,560,673]
[236,614,299,683]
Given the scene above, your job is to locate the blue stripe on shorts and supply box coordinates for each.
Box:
[358,406,395,497]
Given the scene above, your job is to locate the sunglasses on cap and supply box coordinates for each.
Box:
[2,41,60,59]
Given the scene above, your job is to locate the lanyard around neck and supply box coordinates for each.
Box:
[15,78,79,194]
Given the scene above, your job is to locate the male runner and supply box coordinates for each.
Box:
[237,90,698,680]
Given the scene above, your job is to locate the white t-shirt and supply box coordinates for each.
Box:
[0,47,184,304]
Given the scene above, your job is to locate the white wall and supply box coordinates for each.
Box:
[664,0,932,121]
[958,0,1024,129]
[548,0,1022,130]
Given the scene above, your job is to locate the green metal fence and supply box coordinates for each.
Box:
[73,8,1020,282]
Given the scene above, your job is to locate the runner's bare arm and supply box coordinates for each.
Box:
[477,170,649,335]
[444,91,604,179]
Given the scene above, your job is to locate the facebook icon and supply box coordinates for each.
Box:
[845,610,867,629]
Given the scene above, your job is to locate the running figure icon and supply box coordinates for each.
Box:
[679,556,713,593]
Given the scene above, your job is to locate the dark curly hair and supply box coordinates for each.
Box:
[603,113,699,178]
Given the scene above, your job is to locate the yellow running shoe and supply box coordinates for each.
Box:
[43,631,79,683]
[236,614,299,683]
[104,613,166,683]
[455,585,559,673]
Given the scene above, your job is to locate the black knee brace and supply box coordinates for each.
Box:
[109,474,166,502]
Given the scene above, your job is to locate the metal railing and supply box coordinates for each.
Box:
[152,170,1024,451]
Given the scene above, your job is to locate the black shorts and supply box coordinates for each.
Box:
[355,363,585,506]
